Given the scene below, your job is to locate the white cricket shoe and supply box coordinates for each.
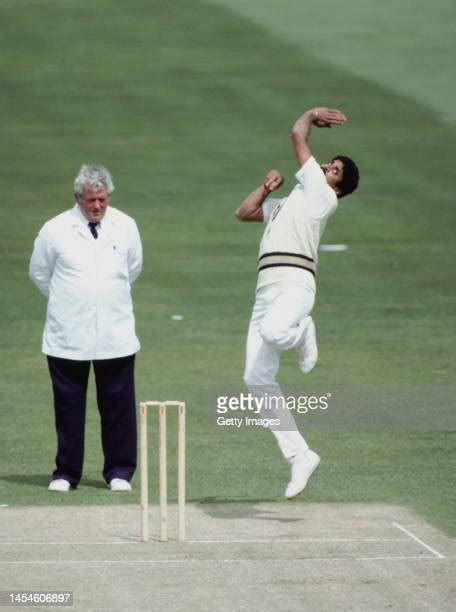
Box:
[109,478,132,492]
[285,450,321,499]
[48,479,71,492]
[296,317,318,374]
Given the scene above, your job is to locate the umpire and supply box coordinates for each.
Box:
[29,164,143,492]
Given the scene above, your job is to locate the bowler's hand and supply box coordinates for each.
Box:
[264,170,284,193]
[312,107,346,128]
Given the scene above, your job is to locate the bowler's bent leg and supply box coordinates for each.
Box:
[93,355,137,484]
[47,356,91,488]
[259,283,315,351]
[244,286,309,460]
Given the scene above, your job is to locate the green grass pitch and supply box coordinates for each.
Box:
[0,0,455,535]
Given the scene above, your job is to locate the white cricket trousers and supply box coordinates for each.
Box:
[243,282,315,460]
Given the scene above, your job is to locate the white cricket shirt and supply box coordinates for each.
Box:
[257,156,338,291]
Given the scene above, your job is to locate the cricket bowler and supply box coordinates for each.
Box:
[236,107,360,498]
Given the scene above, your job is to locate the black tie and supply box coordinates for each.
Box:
[88,222,98,239]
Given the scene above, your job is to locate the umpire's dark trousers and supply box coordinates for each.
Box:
[47,354,137,488]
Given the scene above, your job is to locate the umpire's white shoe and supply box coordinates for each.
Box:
[297,317,318,374]
[109,478,132,492]
[48,479,71,492]
[285,450,320,499]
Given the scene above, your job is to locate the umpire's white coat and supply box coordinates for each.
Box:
[29,204,142,361]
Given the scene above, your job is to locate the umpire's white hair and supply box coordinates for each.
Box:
[74,164,115,195]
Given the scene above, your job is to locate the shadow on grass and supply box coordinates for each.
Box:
[193,497,303,522]
[0,474,107,490]
[0,474,50,488]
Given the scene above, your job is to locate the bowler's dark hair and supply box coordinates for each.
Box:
[333,155,359,198]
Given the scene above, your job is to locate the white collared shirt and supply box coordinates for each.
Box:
[257,156,338,291]
[29,204,143,360]
[74,204,103,237]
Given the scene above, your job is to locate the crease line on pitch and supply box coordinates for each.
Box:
[0,555,447,566]
[0,537,408,546]
[0,540,141,546]
[185,537,407,544]
[392,522,445,559]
